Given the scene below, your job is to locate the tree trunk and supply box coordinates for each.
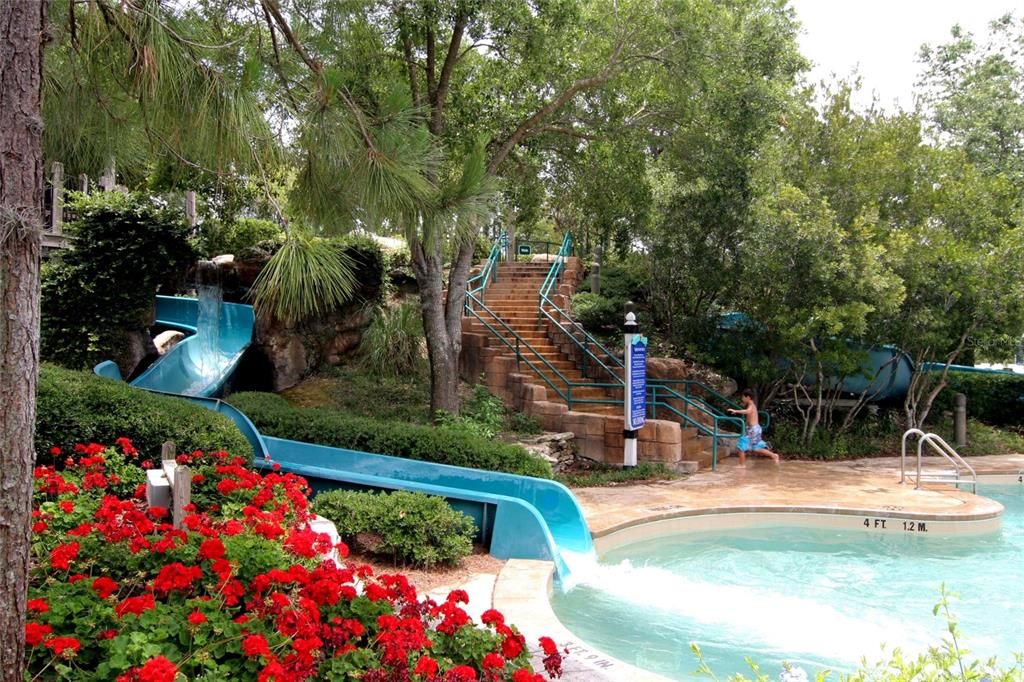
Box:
[0,1,46,677]
[410,234,475,417]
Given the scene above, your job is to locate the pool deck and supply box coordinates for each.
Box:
[489,453,1024,681]
[576,453,1023,538]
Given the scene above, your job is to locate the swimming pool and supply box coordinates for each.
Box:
[551,485,1024,680]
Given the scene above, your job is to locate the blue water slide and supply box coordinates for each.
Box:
[130,296,255,397]
[95,297,595,581]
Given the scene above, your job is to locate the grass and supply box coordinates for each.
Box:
[556,461,681,488]
[282,364,431,424]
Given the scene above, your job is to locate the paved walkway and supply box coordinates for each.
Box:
[575,454,1023,536]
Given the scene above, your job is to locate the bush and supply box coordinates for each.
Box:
[227,392,553,478]
[931,371,1024,426]
[313,490,475,568]
[41,192,196,371]
[36,365,251,460]
[27,442,561,680]
[571,292,621,332]
[197,217,282,257]
[361,302,425,378]
[438,384,506,439]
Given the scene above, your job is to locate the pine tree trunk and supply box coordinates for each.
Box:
[0,1,46,677]
[411,235,476,417]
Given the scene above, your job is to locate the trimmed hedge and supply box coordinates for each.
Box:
[312,490,475,568]
[36,365,252,460]
[227,392,553,478]
[932,371,1024,426]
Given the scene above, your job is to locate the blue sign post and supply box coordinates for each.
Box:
[623,310,647,467]
[628,336,647,430]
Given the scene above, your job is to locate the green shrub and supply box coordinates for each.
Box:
[361,302,425,378]
[197,217,282,257]
[589,258,650,303]
[41,192,196,371]
[507,411,542,435]
[228,392,552,478]
[571,292,621,332]
[36,364,252,460]
[313,490,475,568]
[437,384,506,439]
[931,371,1024,426]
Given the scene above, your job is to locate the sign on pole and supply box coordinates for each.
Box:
[627,336,647,430]
[518,243,532,255]
[622,309,646,467]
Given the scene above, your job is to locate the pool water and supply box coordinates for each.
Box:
[551,485,1024,680]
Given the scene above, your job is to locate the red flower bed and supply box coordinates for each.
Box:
[26,441,564,681]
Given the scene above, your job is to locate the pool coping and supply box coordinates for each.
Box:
[494,476,1021,681]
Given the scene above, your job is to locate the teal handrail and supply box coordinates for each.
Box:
[649,384,746,469]
[466,240,502,307]
[650,378,770,429]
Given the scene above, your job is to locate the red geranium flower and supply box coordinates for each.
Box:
[197,538,225,561]
[27,598,48,613]
[152,562,202,594]
[25,622,52,647]
[538,636,558,656]
[49,542,80,571]
[44,636,81,657]
[92,576,119,599]
[188,610,207,626]
[115,594,156,618]
[242,633,271,658]
[59,500,74,514]
[482,652,505,670]
[445,666,478,681]
[413,656,439,676]
[502,634,524,659]
[139,657,178,682]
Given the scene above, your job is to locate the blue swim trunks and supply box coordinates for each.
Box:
[737,424,767,452]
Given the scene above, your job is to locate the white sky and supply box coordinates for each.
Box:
[789,1,1019,110]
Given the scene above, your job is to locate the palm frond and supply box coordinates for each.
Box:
[249,232,357,325]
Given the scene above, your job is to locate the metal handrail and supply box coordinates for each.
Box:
[651,378,771,429]
[466,240,502,305]
[650,384,746,470]
[900,428,977,494]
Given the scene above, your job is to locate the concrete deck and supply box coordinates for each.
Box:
[576,454,1023,538]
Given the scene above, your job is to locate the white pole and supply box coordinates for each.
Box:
[623,307,639,468]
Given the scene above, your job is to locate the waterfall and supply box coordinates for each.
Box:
[194,260,223,381]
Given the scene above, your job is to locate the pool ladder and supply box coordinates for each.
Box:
[900,429,977,494]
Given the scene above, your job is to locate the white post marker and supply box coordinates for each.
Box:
[623,306,647,468]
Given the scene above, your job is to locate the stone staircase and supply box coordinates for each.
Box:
[460,258,722,470]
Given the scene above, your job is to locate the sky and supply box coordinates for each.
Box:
[788,1,1019,110]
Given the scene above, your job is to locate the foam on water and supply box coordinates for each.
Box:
[571,559,930,664]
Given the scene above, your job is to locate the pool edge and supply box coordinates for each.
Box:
[493,559,674,682]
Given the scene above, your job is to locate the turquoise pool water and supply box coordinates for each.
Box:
[552,485,1024,680]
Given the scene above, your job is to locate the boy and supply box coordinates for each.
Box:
[727,389,780,465]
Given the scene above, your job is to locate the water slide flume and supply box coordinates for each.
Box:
[95,295,595,581]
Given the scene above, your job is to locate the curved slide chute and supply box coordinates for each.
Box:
[96,296,594,581]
